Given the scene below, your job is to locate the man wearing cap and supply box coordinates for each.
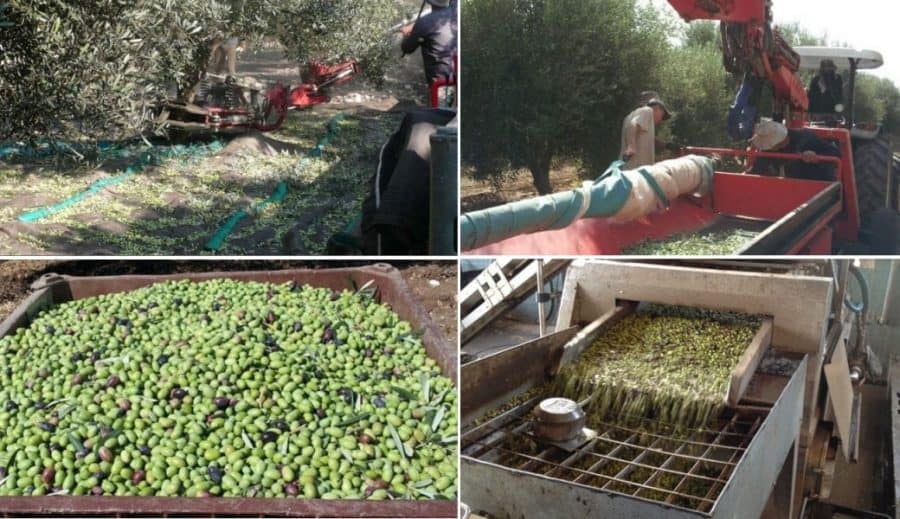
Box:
[808,59,844,115]
[401,0,458,88]
[750,120,841,181]
[620,93,672,170]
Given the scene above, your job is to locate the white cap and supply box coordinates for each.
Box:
[750,119,788,150]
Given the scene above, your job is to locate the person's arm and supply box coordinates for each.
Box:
[621,115,643,159]
[797,132,841,162]
[833,74,844,107]
[401,19,425,55]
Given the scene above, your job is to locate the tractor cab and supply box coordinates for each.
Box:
[794,46,885,139]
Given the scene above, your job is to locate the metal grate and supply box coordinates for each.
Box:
[462,396,764,513]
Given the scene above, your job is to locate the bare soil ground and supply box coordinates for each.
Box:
[0,31,432,255]
[460,164,583,213]
[0,260,457,344]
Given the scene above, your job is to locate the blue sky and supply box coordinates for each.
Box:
[644,0,900,84]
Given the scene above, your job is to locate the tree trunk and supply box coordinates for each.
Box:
[528,152,553,196]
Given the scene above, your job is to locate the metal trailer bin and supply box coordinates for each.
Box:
[0,263,457,518]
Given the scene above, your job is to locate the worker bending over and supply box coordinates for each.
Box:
[400,0,458,88]
[620,92,672,169]
[750,120,841,181]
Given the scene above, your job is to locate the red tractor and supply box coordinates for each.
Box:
[156,60,360,136]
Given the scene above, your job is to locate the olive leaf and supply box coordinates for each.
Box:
[387,423,406,460]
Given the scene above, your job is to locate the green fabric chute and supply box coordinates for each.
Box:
[460,156,714,251]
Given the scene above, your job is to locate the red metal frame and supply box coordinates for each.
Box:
[430,55,458,108]
[666,0,766,22]
[464,171,841,256]
[684,126,859,242]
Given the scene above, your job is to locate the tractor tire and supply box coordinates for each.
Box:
[860,208,900,254]
[853,135,896,224]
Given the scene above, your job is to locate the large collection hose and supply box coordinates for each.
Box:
[460,155,715,251]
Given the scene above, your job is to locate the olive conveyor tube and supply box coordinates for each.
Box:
[460,156,715,251]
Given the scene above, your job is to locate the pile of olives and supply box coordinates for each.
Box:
[0,279,457,500]
[551,304,761,430]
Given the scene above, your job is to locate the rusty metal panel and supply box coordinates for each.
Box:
[709,356,807,519]
[461,326,579,425]
[891,356,900,519]
[461,459,704,519]
[0,265,457,518]
[461,356,806,518]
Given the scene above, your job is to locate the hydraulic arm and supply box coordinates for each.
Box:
[667,0,809,138]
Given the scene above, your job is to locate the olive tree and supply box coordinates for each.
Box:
[461,0,672,195]
[0,0,401,143]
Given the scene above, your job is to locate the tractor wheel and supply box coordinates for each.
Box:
[853,135,896,223]
[860,208,900,254]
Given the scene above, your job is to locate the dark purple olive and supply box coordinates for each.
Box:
[212,302,221,311]
[49,443,63,452]
[131,470,145,485]
[322,327,334,343]
[38,421,55,432]
[170,387,187,400]
[292,321,302,333]
[213,396,230,410]
[5,400,17,412]
[272,420,288,432]
[337,388,353,404]
[265,311,276,325]
[315,408,326,419]
[157,354,169,366]
[99,426,113,440]
[99,447,113,462]
[261,430,279,443]
[90,350,103,362]
[33,400,45,410]
[173,297,183,306]
[0,467,7,479]
[41,467,55,485]
[372,396,386,408]
[138,445,151,456]
[284,482,299,496]
[208,466,223,484]
[44,325,56,335]
[93,471,107,482]
[76,449,89,459]
[71,352,84,362]
[105,375,121,388]
[356,373,369,382]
